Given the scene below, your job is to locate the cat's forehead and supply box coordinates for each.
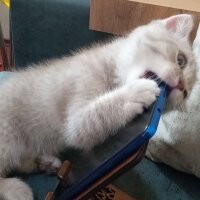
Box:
[143,25,190,56]
[144,33,179,60]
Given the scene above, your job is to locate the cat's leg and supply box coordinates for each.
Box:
[0,129,33,200]
[0,177,33,200]
[65,79,160,150]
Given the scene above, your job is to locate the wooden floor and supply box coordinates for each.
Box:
[0,39,11,71]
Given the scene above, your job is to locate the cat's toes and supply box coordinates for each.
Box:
[37,155,62,175]
[141,80,160,107]
[139,81,160,108]
[134,79,160,107]
[125,79,160,109]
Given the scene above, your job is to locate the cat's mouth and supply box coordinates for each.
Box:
[142,71,160,83]
[142,71,187,98]
[141,71,164,87]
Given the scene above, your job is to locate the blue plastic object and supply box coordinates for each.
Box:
[58,83,168,200]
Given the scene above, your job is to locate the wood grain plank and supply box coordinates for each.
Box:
[90,0,200,41]
[92,184,136,200]
[130,0,200,12]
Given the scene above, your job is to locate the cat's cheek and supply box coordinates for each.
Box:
[125,68,146,84]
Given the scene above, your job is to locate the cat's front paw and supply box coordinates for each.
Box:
[124,79,160,115]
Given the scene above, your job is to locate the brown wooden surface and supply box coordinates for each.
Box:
[129,0,200,12]
[45,192,54,200]
[58,160,72,181]
[90,0,200,41]
[91,184,136,200]
[0,23,10,71]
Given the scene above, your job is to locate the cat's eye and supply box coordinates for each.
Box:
[177,52,187,69]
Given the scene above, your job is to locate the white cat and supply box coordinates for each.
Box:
[0,14,196,200]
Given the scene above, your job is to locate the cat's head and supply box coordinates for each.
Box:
[118,14,197,110]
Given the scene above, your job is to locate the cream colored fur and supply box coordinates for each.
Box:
[0,14,196,200]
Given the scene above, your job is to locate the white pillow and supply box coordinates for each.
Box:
[146,24,200,178]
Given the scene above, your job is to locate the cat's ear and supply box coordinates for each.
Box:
[162,14,194,38]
